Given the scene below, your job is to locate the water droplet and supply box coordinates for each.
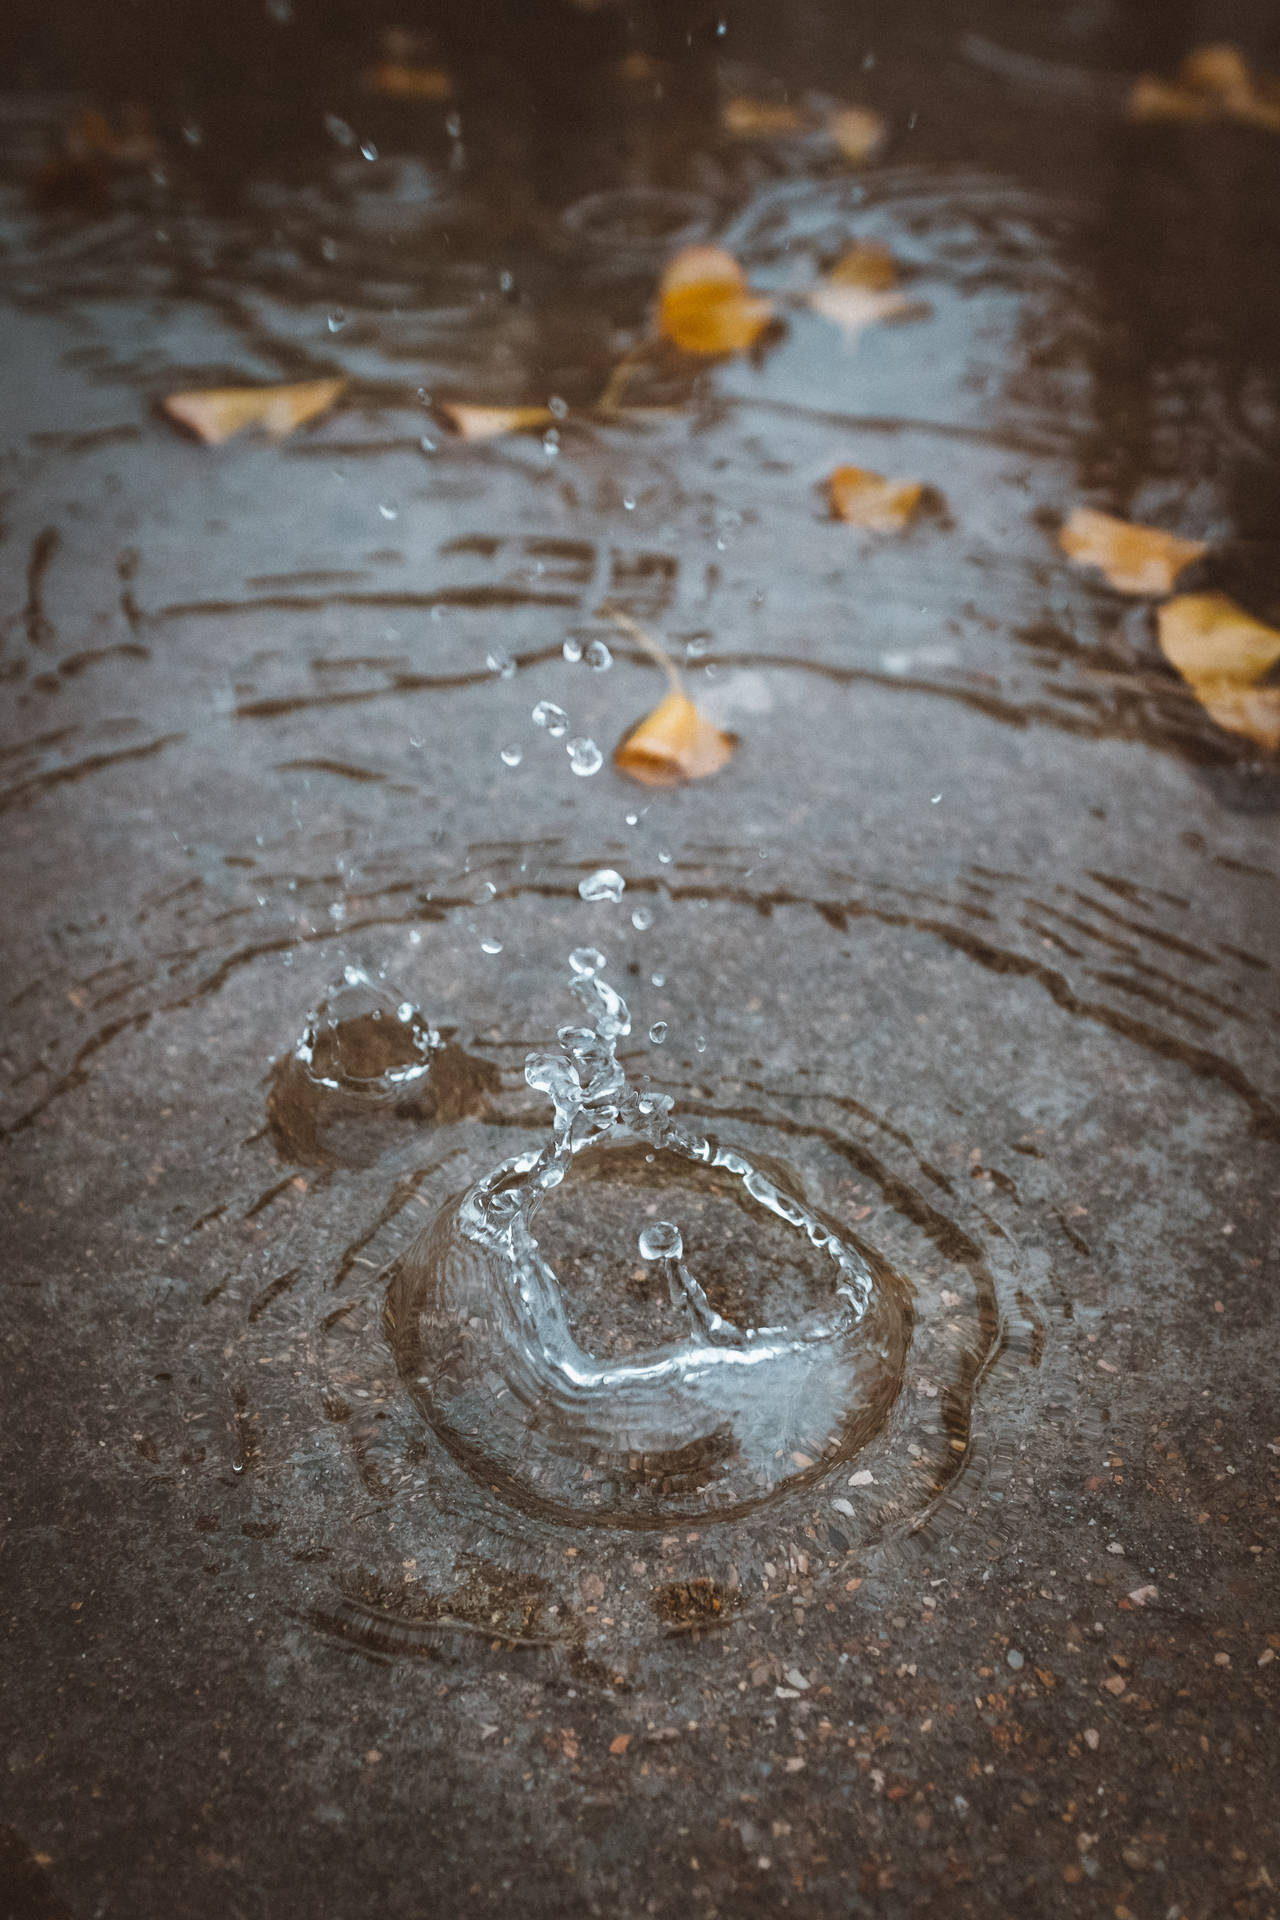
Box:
[657,849,673,866]
[694,1034,707,1053]
[638,1221,683,1261]
[181,123,202,146]
[585,639,612,672]
[685,635,709,660]
[378,503,398,521]
[542,428,560,458]
[532,700,569,738]
[566,737,603,777]
[446,112,463,140]
[562,635,584,664]
[497,266,513,293]
[648,1021,668,1045]
[327,309,347,333]
[624,812,639,827]
[578,868,625,903]
[486,648,516,679]
[480,937,503,956]
[569,946,606,976]
[548,395,569,420]
[499,743,523,768]
[418,435,437,455]
[650,971,665,987]
[630,903,654,932]
[930,793,942,805]
[359,140,378,162]
[622,495,636,511]
[416,387,432,406]
[324,114,354,147]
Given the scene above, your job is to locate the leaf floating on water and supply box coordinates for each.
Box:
[657,246,773,356]
[364,61,452,99]
[1157,594,1280,752]
[827,465,925,531]
[827,105,888,163]
[722,96,808,136]
[1058,506,1207,595]
[1129,43,1280,132]
[162,378,346,445]
[434,403,556,441]
[608,606,735,787]
[615,690,736,787]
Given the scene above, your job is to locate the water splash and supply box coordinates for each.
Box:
[386,954,906,1526]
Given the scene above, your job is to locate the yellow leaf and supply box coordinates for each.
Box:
[809,283,914,342]
[657,246,773,356]
[827,465,924,531]
[827,243,899,290]
[364,62,452,100]
[162,378,345,445]
[1157,594,1280,751]
[828,106,887,164]
[1058,506,1206,595]
[615,689,736,786]
[1129,43,1280,131]
[434,403,555,441]
[722,97,807,136]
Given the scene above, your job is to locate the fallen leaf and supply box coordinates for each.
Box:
[722,96,807,136]
[434,403,555,441]
[827,465,924,531]
[364,62,452,100]
[1058,506,1207,595]
[162,378,345,445]
[809,283,915,342]
[657,245,773,356]
[609,1734,631,1755]
[609,608,736,787]
[1129,43,1280,131]
[828,105,887,164]
[827,242,900,290]
[1157,593,1280,751]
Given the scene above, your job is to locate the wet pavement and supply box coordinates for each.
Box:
[2,3,1278,1916]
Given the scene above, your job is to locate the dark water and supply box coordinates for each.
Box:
[2,4,1279,1916]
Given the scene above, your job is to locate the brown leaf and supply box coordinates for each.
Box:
[657,246,772,356]
[827,465,924,531]
[722,96,807,136]
[828,106,887,164]
[828,243,899,290]
[1058,506,1206,595]
[1157,593,1280,751]
[1129,43,1280,131]
[162,378,345,445]
[615,690,735,787]
[434,403,555,441]
[364,61,452,100]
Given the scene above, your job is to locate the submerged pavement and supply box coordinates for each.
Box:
[1,3,1277,1915]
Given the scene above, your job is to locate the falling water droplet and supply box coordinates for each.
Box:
[548,395,569,420]
[638,1220,683,1261]
[378,502,398,520]
[622,495,637,511]
[578,869,625,903]
[499,744,523,767]
[327,309,347,333]
[360,139,378,161]
[685,635,709,660]
[930,793,943,805]
[694,1034,708,1053]
[324,114,354,147]
[418,435,437,455]
[585,639,612,671]
[657,849,673,866]
[543,428,560,458]
[416,387,432,406]
[648,1020,668,1045]
[624,812,639,827]
[566,737,603,777]
[562,635,584,664]
[650,971,665,987]
[630,903,654,932]
[532,700,569,738]
[486,648,516,679]
[479,937,504,956]
[569,946,606,976]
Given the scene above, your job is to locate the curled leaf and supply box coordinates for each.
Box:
[615,689,736,786]
[827,465,924,531]
[722,97,807,136]
[657,246,772,356]
[1058,506,1206,595]
[827,242,899,290]
[364,62,452,99]
[1157,594,1280,751]
[828,106,888,164]
[608,607,736,786]
[434,403,555,441]
[162,377,345,445]
[1129,43,1280,131]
